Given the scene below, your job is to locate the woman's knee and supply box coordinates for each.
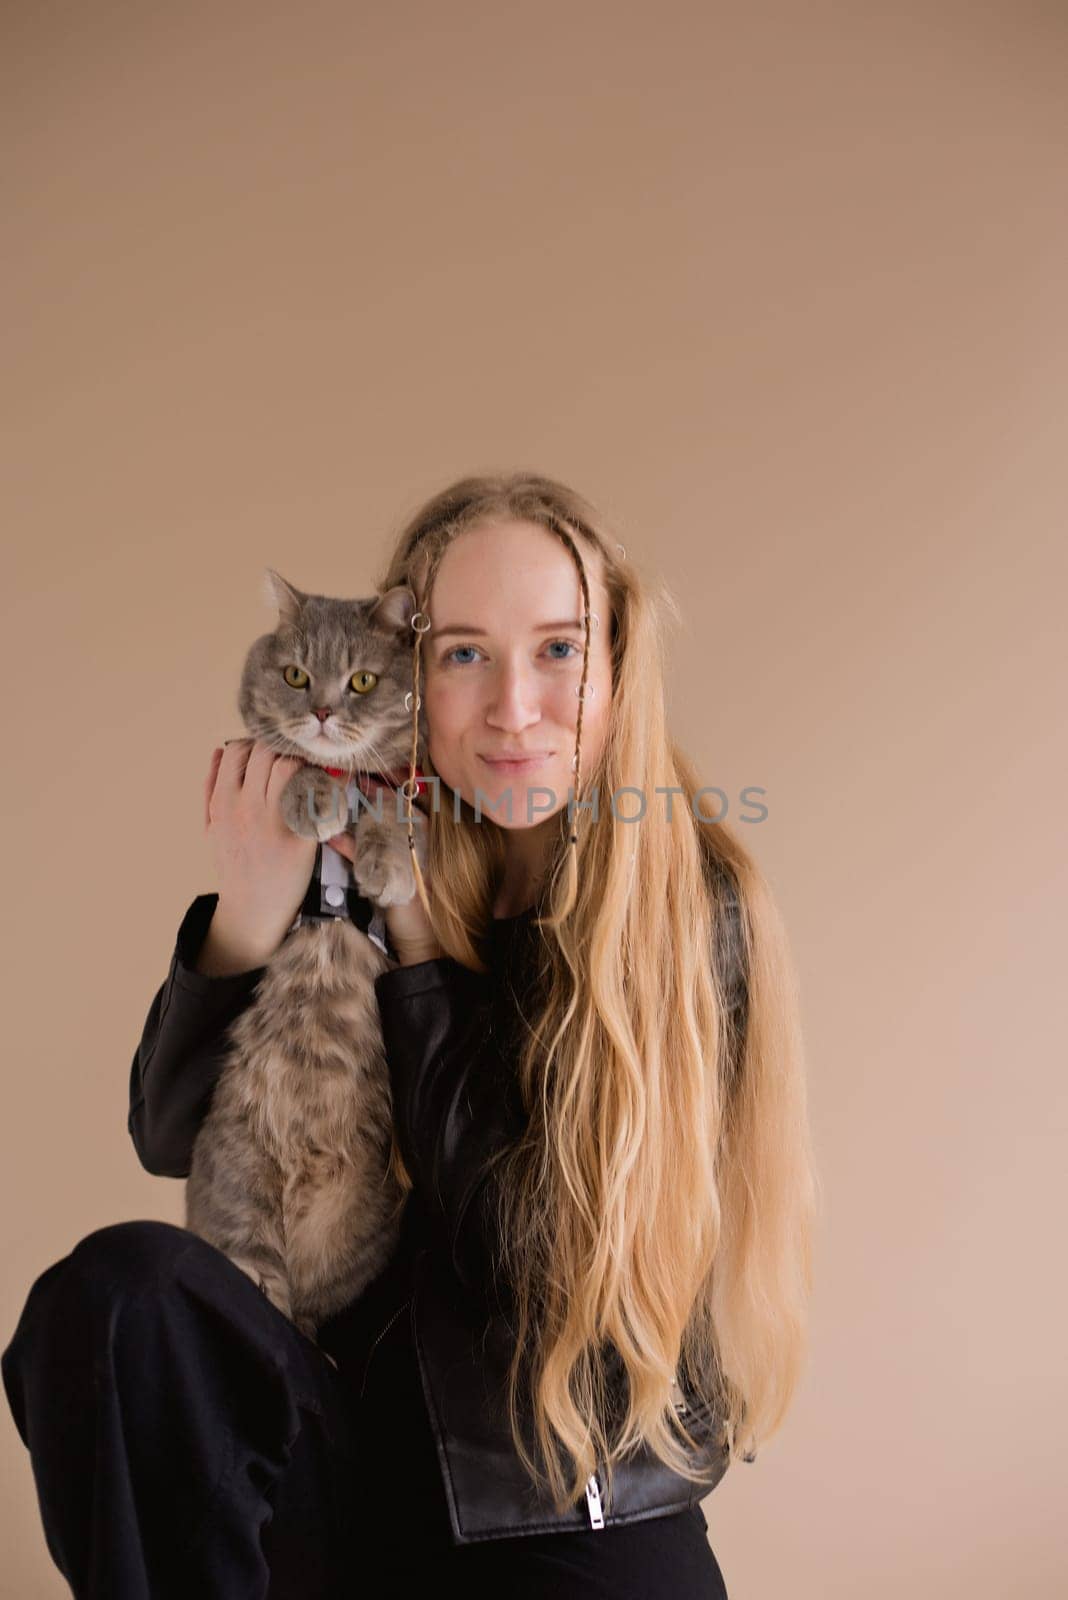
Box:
[66,1220,264,1327]
[68,1218,193,1286]
[3,1223,190,1444]
[6,1220,313,1407]
[14,1221,223,1342]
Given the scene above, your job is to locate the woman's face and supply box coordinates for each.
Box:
[420,519,614,831]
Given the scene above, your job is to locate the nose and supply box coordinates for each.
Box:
[313,707,333,723]
[485,658,542,733]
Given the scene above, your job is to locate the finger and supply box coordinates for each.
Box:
[244,737,279,800]
[204,746,224,830]
[266,752,310,810]
[325,832,354,862]
[218,738,254,797]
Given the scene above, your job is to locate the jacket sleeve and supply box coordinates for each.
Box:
[373,957,528,1310]
[127,894,268,1179]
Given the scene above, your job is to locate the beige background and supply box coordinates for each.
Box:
[3,3,1065,1595]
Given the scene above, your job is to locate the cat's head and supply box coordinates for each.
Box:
[237,569,428,774]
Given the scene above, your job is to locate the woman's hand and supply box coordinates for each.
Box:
[327,809,443,966]
[195,739,318,975]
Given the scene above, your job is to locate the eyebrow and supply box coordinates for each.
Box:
[431,619,586,641]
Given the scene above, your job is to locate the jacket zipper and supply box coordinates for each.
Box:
[583,1371,686,1529]
[585,1469,605,1528]
[358,1298,412,1402]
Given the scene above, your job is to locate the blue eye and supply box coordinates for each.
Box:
[442,639,580,666]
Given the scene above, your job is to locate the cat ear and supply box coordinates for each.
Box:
[263,569,306,625]
[369,584,418,636]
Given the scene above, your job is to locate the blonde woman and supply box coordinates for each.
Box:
[3,473,817,1598]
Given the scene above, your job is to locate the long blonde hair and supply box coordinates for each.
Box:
[377,471,819,1514]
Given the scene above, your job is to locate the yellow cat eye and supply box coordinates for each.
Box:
[349,670,378,694]
[283,665,310,689]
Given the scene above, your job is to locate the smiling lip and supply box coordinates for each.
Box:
[480,752,554,771]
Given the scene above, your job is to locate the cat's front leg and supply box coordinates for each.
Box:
[229,1252,295,1323]
[351,802,429,908]
[229,1256,336,1364]
[279,763,350,842]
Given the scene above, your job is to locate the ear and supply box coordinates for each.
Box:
[370,583,419,636]
[263,569,306,625]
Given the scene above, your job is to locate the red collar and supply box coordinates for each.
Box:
[319,762,428,795]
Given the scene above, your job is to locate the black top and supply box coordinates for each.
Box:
[323,907,543,1544]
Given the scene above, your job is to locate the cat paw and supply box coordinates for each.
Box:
[230,1255,295,1321]
[352,809,427,907]
[280,766,350,841]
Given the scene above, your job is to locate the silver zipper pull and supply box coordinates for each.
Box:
[585,1470,605,1529]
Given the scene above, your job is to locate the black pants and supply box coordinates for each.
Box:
[2,1220,729,1599]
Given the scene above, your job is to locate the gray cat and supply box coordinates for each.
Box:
[184,569,430,1354]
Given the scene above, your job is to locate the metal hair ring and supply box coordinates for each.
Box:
[399,777,422,801]
[575,683,595,700]
[585,611,600,631]
[404,691,422,711]
[616,542,626,559]
[410,612,432,633]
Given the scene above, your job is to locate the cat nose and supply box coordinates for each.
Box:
[313,707,333,723]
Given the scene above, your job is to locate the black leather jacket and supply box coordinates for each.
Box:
[127,885,748,1545]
